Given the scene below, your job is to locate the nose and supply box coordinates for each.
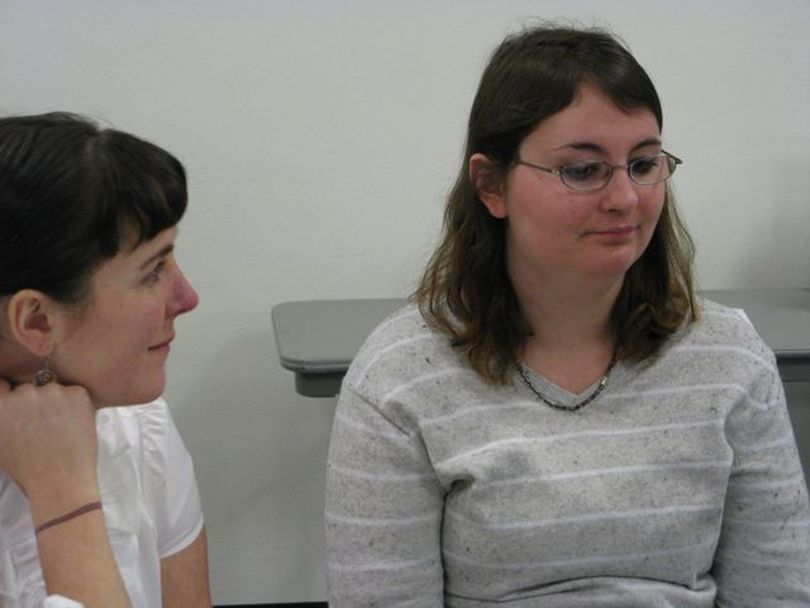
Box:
[168,266,199,318]
[599,167,640,213]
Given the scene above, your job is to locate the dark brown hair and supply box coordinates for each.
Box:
[0,112,187,304]
[415,25,697,384]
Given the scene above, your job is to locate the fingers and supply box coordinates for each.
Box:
[0,379,99,504]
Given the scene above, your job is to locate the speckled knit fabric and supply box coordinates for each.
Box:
[325,300,810,607]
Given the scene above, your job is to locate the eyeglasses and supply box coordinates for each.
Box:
[514,150,682,192]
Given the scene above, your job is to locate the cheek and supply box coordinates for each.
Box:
[100,302,166,351]
[140,304,167,336]
[645,187,667,220]
[638,195,667,247]
[518,189,581,228]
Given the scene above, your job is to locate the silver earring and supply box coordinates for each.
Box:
[34,357,57,386]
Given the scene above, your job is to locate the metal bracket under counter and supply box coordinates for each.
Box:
[272,289,810,398]
[272,298,407,398]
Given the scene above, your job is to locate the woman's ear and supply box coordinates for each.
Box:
[4,290,60,357]
[470,153,508,219]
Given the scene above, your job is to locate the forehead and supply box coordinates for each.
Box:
[522,85,660,152]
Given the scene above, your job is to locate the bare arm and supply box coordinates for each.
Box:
[160,528,212,607]
[0,379,131,607]
[35,505,130,608]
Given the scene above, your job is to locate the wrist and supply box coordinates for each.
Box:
[35,501,103,536]
[27,485,102,528]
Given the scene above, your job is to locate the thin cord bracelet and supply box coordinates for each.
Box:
[34,501,103,536]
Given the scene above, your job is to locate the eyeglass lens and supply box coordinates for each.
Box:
[560,155,676,190]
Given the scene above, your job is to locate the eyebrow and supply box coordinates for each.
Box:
[556,137,662,154]
[139,244,174,271]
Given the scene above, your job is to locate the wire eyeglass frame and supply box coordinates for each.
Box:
[514,150,682,192]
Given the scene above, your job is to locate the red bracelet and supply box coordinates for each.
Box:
[34,501,103,536]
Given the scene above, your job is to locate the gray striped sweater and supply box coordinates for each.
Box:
[325,300,810,607]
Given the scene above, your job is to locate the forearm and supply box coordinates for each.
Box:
[35,505,131,608]
[160,528,212,607]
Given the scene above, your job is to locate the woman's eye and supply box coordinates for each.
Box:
[631,157,660,176]
[146,261,166,284]
[561,162,604,183]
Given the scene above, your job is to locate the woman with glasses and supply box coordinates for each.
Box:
[0,113,211,607]
[325,24,810,606]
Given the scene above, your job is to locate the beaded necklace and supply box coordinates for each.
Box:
[517,352,618,412]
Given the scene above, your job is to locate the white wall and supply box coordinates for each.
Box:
[2,1,808,603]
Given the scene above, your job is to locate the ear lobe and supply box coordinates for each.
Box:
[469,153,508,219]
[4,290,59,357]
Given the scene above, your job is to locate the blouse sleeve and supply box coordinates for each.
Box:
[142,399,205,559]
[712,361,810,605]
[325,385,446,607]
[43,595,85,608]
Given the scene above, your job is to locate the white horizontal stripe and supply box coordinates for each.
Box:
[328,463,436,483]
[325,511,439,527]
[482,459,730,488]
[423,399,541,427]
[729,470,806,491]
[445,503,718,531]
[381,367,472,405]
[388,598,440,608]
[699,307,745,320]
[425,383,761,427]
[444,537,715,570]
[328,553,439,573]
[671,344,775,372]
[607,381,751,401]
[736,433,794,454]
[436,419,723,470]
[716,551,810,570]
[723,516,810,529]
[334,411,411,442]
[719,588,810,607]
[367,305,420,337]
[606,381,770,411]
[445,574,669,598]
[356,331,434,384]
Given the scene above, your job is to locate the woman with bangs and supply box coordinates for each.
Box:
[325,25,810,606]
[0,113,211,607]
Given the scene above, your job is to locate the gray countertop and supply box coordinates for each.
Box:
[273,289,810,397]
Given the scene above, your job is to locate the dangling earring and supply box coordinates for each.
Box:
[34,356,57,387]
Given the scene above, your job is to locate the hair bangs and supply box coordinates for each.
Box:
[87,130,187,256]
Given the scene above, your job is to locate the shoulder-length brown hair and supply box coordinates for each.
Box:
[415,25,697,384]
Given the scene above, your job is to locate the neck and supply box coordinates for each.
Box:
[512,268,624,394]
[514,270,624,350]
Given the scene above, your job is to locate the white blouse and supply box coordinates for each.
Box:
[0,398,204,608]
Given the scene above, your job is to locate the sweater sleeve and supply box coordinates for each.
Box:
[712,362,810,606]
[325,385,446,607]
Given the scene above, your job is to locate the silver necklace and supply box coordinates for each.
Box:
[517,353,618,412]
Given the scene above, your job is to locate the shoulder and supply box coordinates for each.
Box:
[97,398,177,476]
[676,298,775,364]
[345,303,458,384]
[651,298,780,401]
[102,399,201,552]
[341,303,481,415]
